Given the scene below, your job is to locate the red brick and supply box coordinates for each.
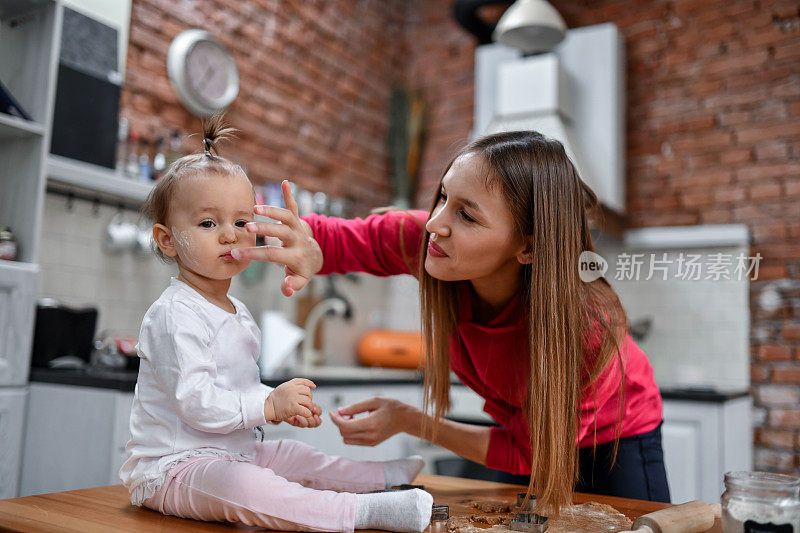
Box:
[755,448,795,471]
[756,143,790,161]
[752,364,770,382]
[719,149,753,165]
[756,344,793,362]
[784,324,800,341]
[758,263,789,280]
[704,49,770,77]
[773,367,800,384]
[756,428,796,448]
[737,122,800,144]
[768,408,800,427]
[737,163,800,182]
[749,182,784,200]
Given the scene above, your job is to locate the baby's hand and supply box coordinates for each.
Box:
[285,402,323,428]
[263,378,316,422]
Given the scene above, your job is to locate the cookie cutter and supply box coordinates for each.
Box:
[516,492,537,512]
[431,504,450,521]
[508,511,548,532]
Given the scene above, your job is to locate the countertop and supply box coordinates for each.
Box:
[0,473,721,532]
[28,366,424,391]
[29,367,750,403]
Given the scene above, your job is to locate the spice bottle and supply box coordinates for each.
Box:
[0,226,17,261]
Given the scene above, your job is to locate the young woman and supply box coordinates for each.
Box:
[233,130,669,515]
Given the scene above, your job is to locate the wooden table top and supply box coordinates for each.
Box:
[0,474,721,532]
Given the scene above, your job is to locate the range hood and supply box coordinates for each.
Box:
[473,23,626,213]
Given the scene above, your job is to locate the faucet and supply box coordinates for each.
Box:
[298,275,355,369]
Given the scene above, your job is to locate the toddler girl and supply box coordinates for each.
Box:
[120,115,431,532]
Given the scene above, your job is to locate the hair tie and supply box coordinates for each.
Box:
[202,137,213,157]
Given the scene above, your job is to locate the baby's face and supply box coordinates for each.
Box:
[167,172,256,281]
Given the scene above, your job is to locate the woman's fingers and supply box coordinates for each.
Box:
[329,410,373,433]
[252,205,299,227]
[337,397,382,417]
[244,220,296,243]
[231,243,294,263]
[281,276,294,297]
[283,266,310,296]
[282,180,300,218]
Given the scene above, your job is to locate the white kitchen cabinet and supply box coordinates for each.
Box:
[0,387,27,499]
[21,381,426,497]
[661,395,752,504]
[20,382,133,496]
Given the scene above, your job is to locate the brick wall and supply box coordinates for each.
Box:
[122,0,408,213]
[123,1,800,472]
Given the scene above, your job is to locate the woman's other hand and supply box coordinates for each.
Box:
[329,397,416,446]
[232,180,323,296]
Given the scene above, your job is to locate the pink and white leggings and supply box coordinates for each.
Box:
[142,439,386,532]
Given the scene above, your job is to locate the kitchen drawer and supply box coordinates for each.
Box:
[21,383,117,496]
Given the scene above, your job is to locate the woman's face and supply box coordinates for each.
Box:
[424,153,529,287]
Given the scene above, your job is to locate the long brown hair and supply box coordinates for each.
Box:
[419,131,627,516]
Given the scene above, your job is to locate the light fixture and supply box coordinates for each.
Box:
[493,0,567,53]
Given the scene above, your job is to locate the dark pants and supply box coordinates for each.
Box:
[494,423,671,503]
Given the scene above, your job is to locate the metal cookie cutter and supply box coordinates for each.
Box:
[510,494,547,532]
[431,504,450,521]
[516,492,536,512]
[509,512,548,532]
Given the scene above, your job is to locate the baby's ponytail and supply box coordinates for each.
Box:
[201,113,237,158]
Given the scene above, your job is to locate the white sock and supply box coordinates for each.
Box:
[354,488,433,532]
[383,455,425,488]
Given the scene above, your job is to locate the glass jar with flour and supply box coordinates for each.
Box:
[722,471,800,532]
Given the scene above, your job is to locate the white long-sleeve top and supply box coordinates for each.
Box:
[120,278,273,505]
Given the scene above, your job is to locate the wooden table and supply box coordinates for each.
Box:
[0,474,721,532]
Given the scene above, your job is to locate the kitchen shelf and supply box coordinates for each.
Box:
[0,114,44,139]
[0,258,39,273]
[46,154,154,204]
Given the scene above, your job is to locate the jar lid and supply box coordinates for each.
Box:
[726,471,800,496]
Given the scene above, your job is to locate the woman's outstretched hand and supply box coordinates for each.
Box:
[231,180,323,296]
[328,397,416,446]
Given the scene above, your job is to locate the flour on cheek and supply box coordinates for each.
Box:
[172,228,201,270]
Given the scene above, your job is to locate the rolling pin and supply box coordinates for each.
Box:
[621,500,719,533]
